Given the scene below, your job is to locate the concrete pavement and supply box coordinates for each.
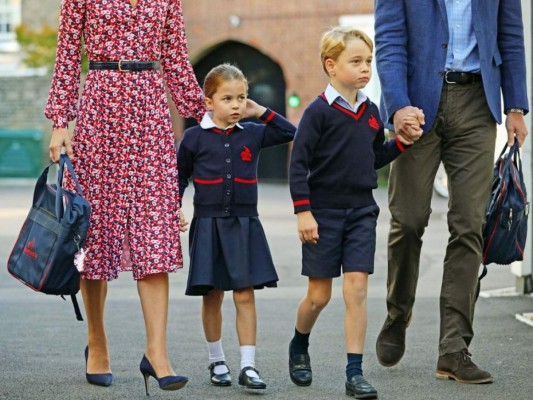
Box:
[1,181,532,400]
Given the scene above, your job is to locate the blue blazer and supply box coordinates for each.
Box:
[374,0,529,132]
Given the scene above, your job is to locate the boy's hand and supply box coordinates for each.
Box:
[394,106,424,143]
[297,211,319,245]
[179,210,189,232]
[244,98,267,119]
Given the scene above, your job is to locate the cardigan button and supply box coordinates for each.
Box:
[225,158,231,163]
[224,208,230,213]
[226,174,232,179]
[224,143,230,148]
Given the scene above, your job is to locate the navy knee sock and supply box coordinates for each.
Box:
[346,353,363,381]
[290,328,310,356]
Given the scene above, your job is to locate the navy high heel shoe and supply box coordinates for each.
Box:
[84,346,113,387]
[139,355,188,395]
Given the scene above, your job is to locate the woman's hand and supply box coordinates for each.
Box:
[49,127,74,162]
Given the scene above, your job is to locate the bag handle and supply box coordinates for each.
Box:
[55,154,84,221]
[32,161,54,206]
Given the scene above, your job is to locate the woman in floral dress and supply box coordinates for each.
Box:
[46,0,204,391]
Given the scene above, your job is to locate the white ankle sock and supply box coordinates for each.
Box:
[240,345,259,378]
[207,340,229,374]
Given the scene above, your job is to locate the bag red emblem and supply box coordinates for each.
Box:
[241,146,252,162]
[23,239,38,259]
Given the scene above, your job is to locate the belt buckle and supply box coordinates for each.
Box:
[118,60,133,73]
[444,71,456,84]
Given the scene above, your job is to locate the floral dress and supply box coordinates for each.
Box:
[45,0,205,280]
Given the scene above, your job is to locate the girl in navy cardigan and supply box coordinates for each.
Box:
[177,64,295,390]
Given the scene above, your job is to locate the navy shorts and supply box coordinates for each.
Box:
[301,205,380,278]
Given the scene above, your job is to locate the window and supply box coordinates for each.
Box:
[0,0,21,52]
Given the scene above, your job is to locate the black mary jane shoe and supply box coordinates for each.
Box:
[208,361,232,386]
[345,375,378,399]
[238,366,266,390]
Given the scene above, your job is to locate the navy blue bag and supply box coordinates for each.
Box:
[7,154,90,320]
[481,143,529,276]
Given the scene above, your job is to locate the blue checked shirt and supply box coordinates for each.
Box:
[445,0,480,72]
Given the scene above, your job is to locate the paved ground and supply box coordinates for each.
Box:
[1,181,532,400]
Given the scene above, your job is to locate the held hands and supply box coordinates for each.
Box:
[505,112,528,147]
[297,211,319,245]
[49,128,74,162]
[243,99,267,120]
[393,106,425,144]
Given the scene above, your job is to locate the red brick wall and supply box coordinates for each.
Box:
[182,0,374,125]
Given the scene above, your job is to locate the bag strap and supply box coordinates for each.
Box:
[55,154,84,221]
[61,294,84,321]
[32,161,54,206]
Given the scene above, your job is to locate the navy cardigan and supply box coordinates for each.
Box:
[289,95,408,214]
[178,109,296,217]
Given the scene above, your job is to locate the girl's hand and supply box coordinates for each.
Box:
[297,211,319,245]
[179,210,189,232]
[244,99,267,119]
[49,127,74,162]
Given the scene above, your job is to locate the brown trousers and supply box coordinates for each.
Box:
[386,81,497,356]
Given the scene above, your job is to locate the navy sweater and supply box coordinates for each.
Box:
[178,109,296,217]
[289,95,408,213]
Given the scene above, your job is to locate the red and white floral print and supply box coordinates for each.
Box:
[45,0,205,280]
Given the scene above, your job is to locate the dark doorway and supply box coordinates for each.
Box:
[186,41,289,181]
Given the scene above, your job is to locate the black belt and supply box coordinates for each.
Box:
[89,60,160,72]
[444,71,482,85]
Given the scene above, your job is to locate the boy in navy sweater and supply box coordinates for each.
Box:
[287,27,421,398]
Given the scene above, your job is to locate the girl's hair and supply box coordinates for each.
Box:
[320,27,373,75]
[203,63,248,98]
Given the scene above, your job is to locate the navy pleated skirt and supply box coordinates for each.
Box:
[185,216,279,296]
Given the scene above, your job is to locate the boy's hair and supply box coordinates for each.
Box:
[320,27,373,75]
[203,63,248,98]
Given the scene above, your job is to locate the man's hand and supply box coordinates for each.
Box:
[393,106,425,143]
[505,112,528,147]
[49,128,74,162]
[297,211,319,245]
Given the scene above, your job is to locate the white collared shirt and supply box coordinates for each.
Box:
[200,112,244,130]
[324,84,368,113]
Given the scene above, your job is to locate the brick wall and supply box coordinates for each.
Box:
[182,0,374,123]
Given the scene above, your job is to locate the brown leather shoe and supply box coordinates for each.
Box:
[376,317,407,367]
[436,350,494,384]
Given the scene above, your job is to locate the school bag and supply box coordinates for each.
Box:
[7,154,90,321]
[480,142,529,279]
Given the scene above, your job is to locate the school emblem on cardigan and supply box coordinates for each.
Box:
[240,146,252,162]
[368,115,380,130]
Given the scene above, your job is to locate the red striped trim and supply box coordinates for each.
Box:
[293,199,310,206]
[210,127,235,135]
[319,93,367,120]
[395,135,406,152]
[263,111,276,123]
[234,178,257,184]
[194,178,223,184]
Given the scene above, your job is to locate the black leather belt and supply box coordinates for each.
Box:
[444,71,482,84]
[89,60,160,72]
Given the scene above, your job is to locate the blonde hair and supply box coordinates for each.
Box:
[203,63,248,98]
[320,27,373,75]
